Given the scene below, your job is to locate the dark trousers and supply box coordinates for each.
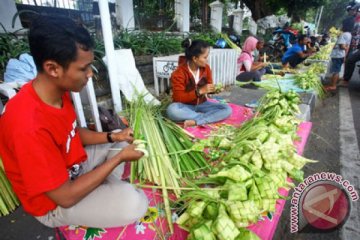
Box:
[286,54,307,68]
[343,50,360,82]
[236,68,266,82]
[265,63,282,74]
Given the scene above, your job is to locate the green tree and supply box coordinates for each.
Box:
[236,0,326,21]
[318,0,350,33]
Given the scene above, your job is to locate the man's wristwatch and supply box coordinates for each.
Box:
[107,132,114,143]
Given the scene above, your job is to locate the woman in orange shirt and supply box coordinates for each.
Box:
[166,39,232,127]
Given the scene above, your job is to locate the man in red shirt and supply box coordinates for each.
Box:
[0,16,148,228]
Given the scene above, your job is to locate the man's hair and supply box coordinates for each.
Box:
[256,36,265,43]
[28,16,94,72]
[297,34,308,43]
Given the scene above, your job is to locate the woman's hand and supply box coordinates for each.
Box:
[110,128,134,143]
[252,62,268,71]
[199,84,215,94]
[259,62,269,68]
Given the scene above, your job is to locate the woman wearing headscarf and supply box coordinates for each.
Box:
[236,36,268,82]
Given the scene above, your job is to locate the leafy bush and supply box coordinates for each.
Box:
[112,29,221,56]
[113,30,182,56]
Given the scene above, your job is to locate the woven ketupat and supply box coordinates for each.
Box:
[189,221,216,240]
[226,200,260,228]
[255,177,278,199]
[249,183,262,200]
[209,165,252,182]
[188,201,207,218]
[255,199,277,212]
[227,183,248,201]
[213,204,240,240]
[268,172,289,188]
[264,160,282,171]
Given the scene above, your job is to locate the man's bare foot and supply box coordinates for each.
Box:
[324,85,336,91]
[184,120,196,128]
[338,80,349,87]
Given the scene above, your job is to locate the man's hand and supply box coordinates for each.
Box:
[117,144,144,162]
[199,84,215,94]
[111,128,134,143]
[306,51,314,57]
[45,143,144,208]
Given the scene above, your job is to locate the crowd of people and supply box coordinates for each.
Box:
[170,1,360,125]
[233,1,360,91]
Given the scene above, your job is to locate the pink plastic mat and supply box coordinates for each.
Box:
[184,103,254,139]
[59,104,312,240]
[59,188,188,240]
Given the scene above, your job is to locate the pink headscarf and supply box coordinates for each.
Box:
[238,36,258,64]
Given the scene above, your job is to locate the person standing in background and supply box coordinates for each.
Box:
[325,17,354,91]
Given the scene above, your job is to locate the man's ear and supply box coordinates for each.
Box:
[42,60,62,78]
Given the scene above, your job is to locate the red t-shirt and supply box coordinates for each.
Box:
[0,81,87,216]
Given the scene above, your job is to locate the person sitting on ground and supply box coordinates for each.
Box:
[325,17,354,91]
[282,34,315,68]
[254,37,283,75]
[236,36,268,82]
[166,39,232,128]
[0,16,148,229]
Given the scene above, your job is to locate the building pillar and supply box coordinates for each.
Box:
[209,1,224,33]
[174,0,190,32]
[115,0,135,29]
[232,8,245,35]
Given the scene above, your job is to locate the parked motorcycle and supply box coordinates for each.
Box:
[214,34,241,49]
[262,26,299,62]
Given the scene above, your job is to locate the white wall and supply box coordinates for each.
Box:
[0,0,23,33]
